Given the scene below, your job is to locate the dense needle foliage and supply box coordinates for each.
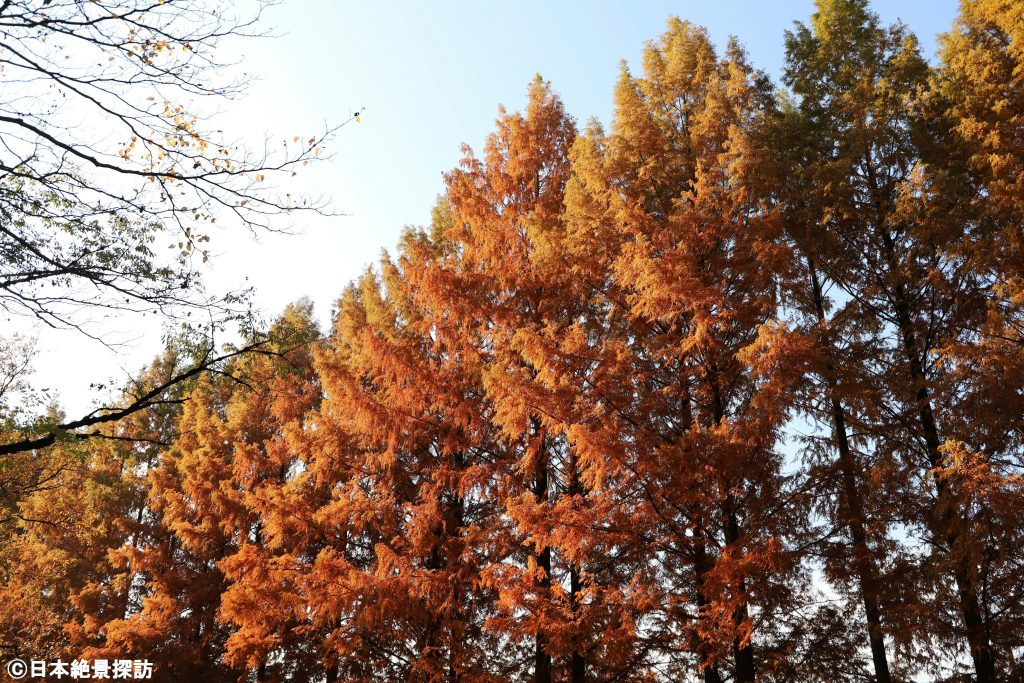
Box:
[2,1,1022,681]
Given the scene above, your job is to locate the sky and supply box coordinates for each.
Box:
[35,0,961,414]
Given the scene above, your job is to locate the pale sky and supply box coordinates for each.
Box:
[35,0,960,415]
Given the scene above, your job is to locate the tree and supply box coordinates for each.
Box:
[87,304,321,681]
[578,21,806,681]
[432,78,601,683]
[0,352,184,664]
[932,1,1024,677]
[0,0,336,456]
[296,253,508,682]
[782,1,1014,679]
[0,439,135,662]
[771,6,917,679]
[213,302,328,682]
[770,100,907,680]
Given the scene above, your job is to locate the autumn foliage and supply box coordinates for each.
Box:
[2,1,1023,681]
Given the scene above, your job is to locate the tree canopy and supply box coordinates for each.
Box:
[2,1,1022,682]
[0,0,337,458]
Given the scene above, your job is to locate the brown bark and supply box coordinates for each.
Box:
[723,505,754,683]
[567,452,586,683]
[693,525,725,683]
[808,261,894,683]
[532,420,552,683]
[876,227,995,683]
[569,564,586,683]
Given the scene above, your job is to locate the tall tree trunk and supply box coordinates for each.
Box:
[534,547,552,683]
[868,155,995,683]
[688,369,722,683]
[569,564,586,683]
[448,450,466,683]
[693,524,724,683]
[723,506,755,683]
[808,261,894,683]
[891,290,995,683]
[709,374,755,683]
[532,420,552,683]
[567,452,586,683]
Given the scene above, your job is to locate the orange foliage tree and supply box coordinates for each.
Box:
[3,3,1023,682]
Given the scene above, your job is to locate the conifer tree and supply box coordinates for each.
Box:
[932,1,1024,676]
[563,19,810,681]
[3,5,1022,681]
[783,1,1011,678]
[270,223,513,681]
[0,349,194,661]
[429,77,588,682]
[90,305,321,681]
[215,301,330,682]
[0,438,137,662]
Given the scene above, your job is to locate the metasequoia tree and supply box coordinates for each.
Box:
[770,4,922,680]
[783,0,1018,679]
[380,78,655,682]
[418,78,597,682]
[211,302,328,682]
[566,20,807,681]
[83,304,320,681]
[932,0,1024,675]
[937,0,1024,444]
[771,94,909,683]
[0,438,136,662]
[93,374,244,680]
[290,244,509,682]
[2,3,1023,681]
[0,351,186,662]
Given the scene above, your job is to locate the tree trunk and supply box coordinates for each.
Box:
[882,244,996,683]
[723,506,755,683]
[693,526,724,683]
[567,453,586,683]
[809,261,893,683]
[710,372,754,683]
[532,420,552,683]
[569,564,586,683]
[682,379,723,683]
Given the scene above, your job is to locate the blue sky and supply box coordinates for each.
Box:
[218,0,960,317]
[39,0,962,412]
